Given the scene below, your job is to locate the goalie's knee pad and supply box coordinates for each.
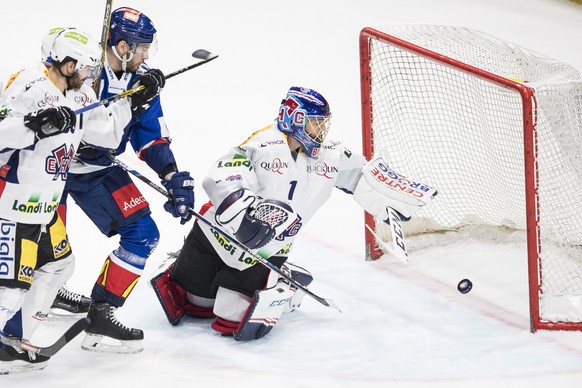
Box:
[150,262,214,326]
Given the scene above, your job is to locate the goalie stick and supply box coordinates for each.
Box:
[0,317,89,358]
[108,156,342,313]
[75,49,219,115]
[365,209,409,264]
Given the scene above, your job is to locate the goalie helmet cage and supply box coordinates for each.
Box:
[359,25,582,332]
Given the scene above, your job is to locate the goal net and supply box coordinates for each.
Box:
[359,25,582,332]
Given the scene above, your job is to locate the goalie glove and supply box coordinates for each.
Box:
[353,157,437,221]
[215,189,297,250]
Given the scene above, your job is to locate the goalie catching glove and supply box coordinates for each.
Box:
[353,157,437,221]
[215,189,297,250]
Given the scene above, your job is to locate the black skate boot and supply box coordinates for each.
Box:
[0,342,49,375]
[50,286,91,315]
[81,302,144,354]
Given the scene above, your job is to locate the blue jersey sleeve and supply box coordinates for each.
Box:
[83,66,179,176]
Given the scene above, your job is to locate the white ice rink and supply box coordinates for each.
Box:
[2,0,582,387]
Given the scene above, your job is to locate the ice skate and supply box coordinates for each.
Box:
[49,286,91,320]
[0,343,49,375]
[81,302,144,354]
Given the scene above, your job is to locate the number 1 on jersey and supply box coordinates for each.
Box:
[288,180,297,200]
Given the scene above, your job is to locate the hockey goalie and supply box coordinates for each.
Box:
[150,86,437,341]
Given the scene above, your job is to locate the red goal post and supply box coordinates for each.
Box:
[359,25,582,332]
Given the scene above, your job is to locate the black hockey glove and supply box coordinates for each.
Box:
[129,69,166,114]
[161,171,195,225]
[23,106,76,139]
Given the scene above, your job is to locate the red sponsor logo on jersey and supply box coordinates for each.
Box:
[112,184,149,217]
[46,144,75,181]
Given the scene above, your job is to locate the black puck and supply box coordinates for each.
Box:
[457,278,473,294]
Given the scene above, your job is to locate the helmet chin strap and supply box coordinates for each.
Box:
[112,46,134,72]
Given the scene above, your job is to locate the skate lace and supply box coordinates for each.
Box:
[58,287,82,303]
[107,308,131,330]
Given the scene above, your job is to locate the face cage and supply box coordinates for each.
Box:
[305,115,331,143]
[293,115,332,158]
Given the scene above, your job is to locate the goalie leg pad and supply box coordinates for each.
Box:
[234,280,294,341]
[150,263,214,326]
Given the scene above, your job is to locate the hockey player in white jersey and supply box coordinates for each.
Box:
[151,86,436,340]
[0,27,160,374]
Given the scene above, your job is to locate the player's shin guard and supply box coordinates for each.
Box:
[211,282,294,341]
[92,249,145,306]
[150,262,214,326]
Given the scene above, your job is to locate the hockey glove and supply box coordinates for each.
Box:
[215,189,271,249]
[129,69,166,114]
[23,106,76,139]
[161,171,195,225]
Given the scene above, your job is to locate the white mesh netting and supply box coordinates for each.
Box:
[363,25,582,323]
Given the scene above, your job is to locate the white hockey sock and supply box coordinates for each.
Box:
[0,287,27,331]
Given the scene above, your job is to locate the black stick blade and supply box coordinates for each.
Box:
[192,49,213,59]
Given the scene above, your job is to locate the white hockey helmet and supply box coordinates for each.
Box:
[41,27,65,63]
[50,28,102,77]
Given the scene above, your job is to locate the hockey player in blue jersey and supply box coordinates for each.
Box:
[54,7,195,353]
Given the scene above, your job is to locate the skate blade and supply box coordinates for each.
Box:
[80,333,144,354]
[0,360,47,375]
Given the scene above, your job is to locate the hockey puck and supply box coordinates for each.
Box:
[457,279,473,294]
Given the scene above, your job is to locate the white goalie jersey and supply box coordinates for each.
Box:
[200,123,367,270]
[0,63,132,224]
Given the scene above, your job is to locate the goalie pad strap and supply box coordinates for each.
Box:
[353,157,437,219]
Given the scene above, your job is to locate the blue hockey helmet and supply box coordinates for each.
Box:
[108,7,157,49]
[277,87,332,158]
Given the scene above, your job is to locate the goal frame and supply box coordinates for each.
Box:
[359,26,581,332]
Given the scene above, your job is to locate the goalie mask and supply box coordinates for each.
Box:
[277,87,332,158]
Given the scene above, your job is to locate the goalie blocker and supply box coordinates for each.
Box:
[353,157,437,222]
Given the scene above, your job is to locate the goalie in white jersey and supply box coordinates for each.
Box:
[151,86,436,340]
[0,27,153,374]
